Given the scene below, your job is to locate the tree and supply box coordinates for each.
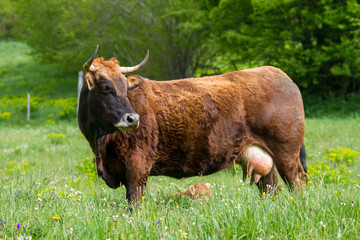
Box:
[14,0,211,80]
[0,0,18,38]
[13,0,360,94]
[206,0,360,94]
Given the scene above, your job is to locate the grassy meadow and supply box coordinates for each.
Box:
[0,41,359,239]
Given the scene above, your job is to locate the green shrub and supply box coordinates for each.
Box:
[324,147,359,165]
[47,97,77,119]
[45,119,55,127]
[4,161,30,175]
[47,133,65,144]
[0,111,11,120]
[0,95,77,122]
[308,147,359,183]
[76,157,97,184]
[0,95,40,112]
[307,161,351,183]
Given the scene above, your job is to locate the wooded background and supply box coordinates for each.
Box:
[1,0,359,96]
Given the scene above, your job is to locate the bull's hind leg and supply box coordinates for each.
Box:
[271,145,305,190]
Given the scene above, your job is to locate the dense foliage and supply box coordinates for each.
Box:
[4,0,360,95]
[208,0,360,94]
[0,0,18,38]
[13,0,210,80]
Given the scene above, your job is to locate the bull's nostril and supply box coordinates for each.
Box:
[124,113,139,126]
[115,113,139,129]
[126,115,134,123]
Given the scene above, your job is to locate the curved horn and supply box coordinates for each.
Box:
[120,50,149,73]
[83,45,99,71]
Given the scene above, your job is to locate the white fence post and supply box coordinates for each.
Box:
[27,93,30,121]
[77,71,84,116]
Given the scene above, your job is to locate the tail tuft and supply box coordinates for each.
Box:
[300,143,307,173]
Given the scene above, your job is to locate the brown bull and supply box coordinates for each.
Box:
[78,45,307,204]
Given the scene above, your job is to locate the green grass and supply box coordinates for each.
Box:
[0,40,359,239]
[0,119,359,239]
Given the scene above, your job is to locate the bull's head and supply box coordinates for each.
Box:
[82,45,149,132]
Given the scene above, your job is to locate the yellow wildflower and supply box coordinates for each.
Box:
[290,197,294,200]
[176,205,179,209]
[52,214,61,220]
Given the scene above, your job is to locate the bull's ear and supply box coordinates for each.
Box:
[127,75,143,91]
[85,73,95,90]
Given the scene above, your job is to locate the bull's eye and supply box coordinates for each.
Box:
[100,86,114,94]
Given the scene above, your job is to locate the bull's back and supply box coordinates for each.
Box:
[150,66,304,142]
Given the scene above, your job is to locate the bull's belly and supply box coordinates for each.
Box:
[149,152,236,179]
[149,145,274,183]
[150,163,232,179]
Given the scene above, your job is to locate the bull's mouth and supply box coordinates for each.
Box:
[114,122,139,131]
[97,169,122,189]
[114,113,140,131]
[103,177,122,189]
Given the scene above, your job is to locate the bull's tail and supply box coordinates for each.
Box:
[300,143,307,173]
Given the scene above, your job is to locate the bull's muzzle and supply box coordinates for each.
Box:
[114,113,140,131]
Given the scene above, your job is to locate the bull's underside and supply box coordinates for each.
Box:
[80,64,306,203]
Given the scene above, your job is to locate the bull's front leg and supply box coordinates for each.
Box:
[124,151,151,204]
[125,173,148,204]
